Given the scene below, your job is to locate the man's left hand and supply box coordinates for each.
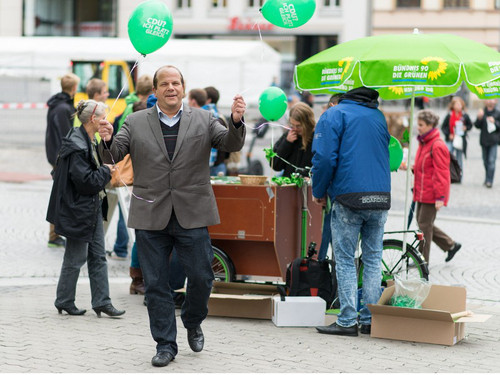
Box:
[231,94,246,123]
[313,196,326,206]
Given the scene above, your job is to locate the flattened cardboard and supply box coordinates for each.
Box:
[368,284,490,346]
[207,282,279,320]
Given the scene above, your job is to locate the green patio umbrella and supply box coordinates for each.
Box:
[294,30,500,236]
[294,30,500,100]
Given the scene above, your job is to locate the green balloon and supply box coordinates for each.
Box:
[128,0,173,55]
[389,136,404,172]
[261,0,316,29]
[259,87,288,122]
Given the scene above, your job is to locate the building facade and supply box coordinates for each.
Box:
[373,0,500,50]
[1,0,370,93]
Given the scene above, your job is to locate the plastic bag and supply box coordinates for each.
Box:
[389,275,431,309]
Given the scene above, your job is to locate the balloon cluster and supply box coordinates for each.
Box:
[127,1,317,122]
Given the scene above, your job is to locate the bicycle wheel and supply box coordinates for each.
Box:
[212,245,235,282]
[358,239,429,287]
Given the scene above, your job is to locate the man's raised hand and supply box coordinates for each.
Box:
[98,119,114,142]
[231,94,246,123]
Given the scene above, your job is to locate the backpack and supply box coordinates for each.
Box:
[285,243,337,309]
[431,140,462,184]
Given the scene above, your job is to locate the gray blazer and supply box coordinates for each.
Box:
[99,105,245,230]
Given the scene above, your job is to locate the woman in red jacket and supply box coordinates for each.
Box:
[413,109,461,264]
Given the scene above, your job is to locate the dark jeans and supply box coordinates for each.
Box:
[170,248,187,299]
[113,206,129,257]
[482,144,497,184]
[130,244,187,295]
[136,213,214,356]
[318,208,332,261]
[55,205,111,309]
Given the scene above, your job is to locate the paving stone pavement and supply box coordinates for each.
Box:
[1,108,500,372]
[1,281,499,373]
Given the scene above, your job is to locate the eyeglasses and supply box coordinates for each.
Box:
[289,119,302,129]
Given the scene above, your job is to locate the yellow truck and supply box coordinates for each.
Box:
[72,60,136,123]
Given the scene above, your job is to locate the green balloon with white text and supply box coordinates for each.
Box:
[261,0,316,29]
[128,0,173,55]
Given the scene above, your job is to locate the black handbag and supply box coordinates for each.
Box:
[285,243,337,309]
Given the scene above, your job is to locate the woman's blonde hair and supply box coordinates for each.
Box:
[448,96,466,112]
[289,102,316,150]
[76,100,108,124]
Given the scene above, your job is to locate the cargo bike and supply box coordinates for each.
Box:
[208,177,429,287]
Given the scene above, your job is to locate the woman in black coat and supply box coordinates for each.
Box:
[441,96,473,180]
[269,102,316,177]
[47,99,125,318]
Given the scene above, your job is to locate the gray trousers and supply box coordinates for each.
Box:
[55,206,111,309]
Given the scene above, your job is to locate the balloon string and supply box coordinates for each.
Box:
[104,148,156,204]
[108,118,291,205]
[112,164,156,203]
[271,120,275,170]
[102,54,155,203]
[254,21,264,62]
[105,55,142,122]
[239,119,292,137]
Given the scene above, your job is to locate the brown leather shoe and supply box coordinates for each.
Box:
[130,267,145,295]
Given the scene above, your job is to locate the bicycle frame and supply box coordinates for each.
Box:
[356,229,427,287]
[383,229,424,250]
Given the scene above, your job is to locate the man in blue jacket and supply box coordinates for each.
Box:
[312,87,390,336]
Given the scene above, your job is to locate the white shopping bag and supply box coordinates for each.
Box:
[487,119,496,134]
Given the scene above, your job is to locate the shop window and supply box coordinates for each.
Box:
[24,0,116,37]
[212,0,227,8]
[248,0,264,8]
[396,0,421,7]
[177,0,191,8]
[443,0,469,8]
[323,0,341,6]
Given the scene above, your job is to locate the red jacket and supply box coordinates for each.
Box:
[413,128,450,206]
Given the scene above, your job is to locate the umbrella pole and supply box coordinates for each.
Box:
[402,87,416,254]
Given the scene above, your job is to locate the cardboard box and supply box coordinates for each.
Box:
[368,284,491,346]
[272,296,326,327]
[207,282,279,319]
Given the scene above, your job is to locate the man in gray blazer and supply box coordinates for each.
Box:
[98,65,246,367]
